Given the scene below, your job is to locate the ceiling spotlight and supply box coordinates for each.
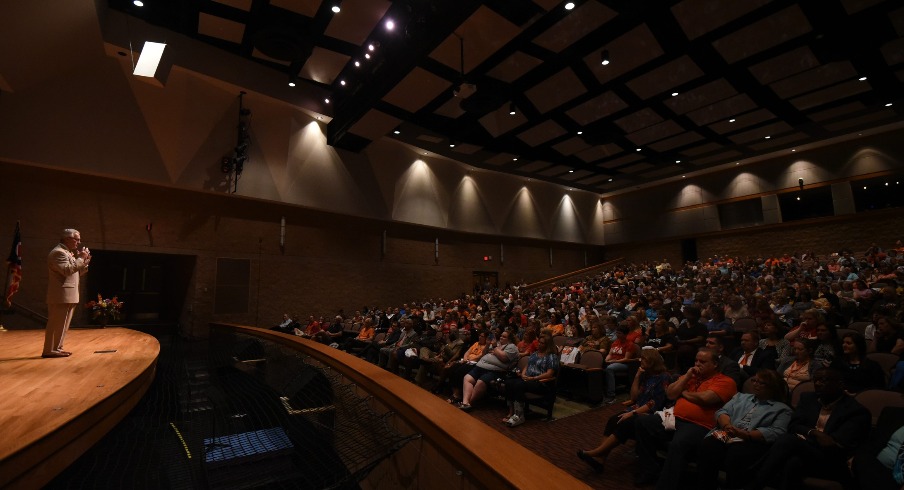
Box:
[288,80,296,87]
[600,49,610,66]
[385,19,395,30]
[449,141,456,148]
[565,2,575,10]
[368,44,376,51]
[133,0,144,6]
[764,135,771,139]
[671,92,678,97]
[858,76,867,81]
[608,178,613,182]
[324,98,330,104]
[354,60,360,67]
[682,175,686,178]
[675,160,681,163]
[729,118,736,123]
[577,131,583,135]
[735,162,740,165]
[636,148,641,152]
[365,53,371,59]
[568,170,574,173]
[886,102,893,107]
[513,157,518,161]
[339,79,346,86]
[791,149,796,152]
[393,129,400,135]
[331,4,340,13]
[509,102,516,115]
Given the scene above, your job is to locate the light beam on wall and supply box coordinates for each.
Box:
[133,41,167,77]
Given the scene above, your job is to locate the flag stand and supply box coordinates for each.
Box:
[0,309,7,331]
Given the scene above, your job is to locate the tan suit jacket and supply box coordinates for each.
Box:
[46,243,88,304]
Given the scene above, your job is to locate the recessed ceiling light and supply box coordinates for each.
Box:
[364,53,371,59]
[577,131,583,135]
[675,160,681,164]
[133,0,143,6]
[368,44,375,51]
[863,186,867,190]
[339,79,346,86]
[671,92,678,97]
[682,175,686,178]
[324,98,330,104]
[513,157,518,161]
[393,129,400,135]
[565,2,575,10]
[729,118,736,123]
[791,149,796,152]
[858,76,867,81]
[796,196,800,201]
[886,103,893,107]
[608,178,613,182]
[331,5,340,13]
[354,60,360,67]
[288,81,296,87]
[735,162,739,165]
[636,148,641,152]
[568,170,574,173]
[764,135,771,139]
[449,142,456,148]
[385,20,395,30]
[886,182,889,186]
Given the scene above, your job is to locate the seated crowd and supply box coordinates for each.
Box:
[272,243,904,488]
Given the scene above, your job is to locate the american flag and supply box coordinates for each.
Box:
[4,221,22,308]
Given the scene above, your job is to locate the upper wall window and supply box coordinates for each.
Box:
[852,174,904,212]
[778,186,834,222]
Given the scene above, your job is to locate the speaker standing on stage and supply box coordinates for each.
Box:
[43,228,91,358]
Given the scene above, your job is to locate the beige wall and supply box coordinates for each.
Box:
[0,162,601,336]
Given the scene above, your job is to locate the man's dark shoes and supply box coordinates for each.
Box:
[42,352,68,358]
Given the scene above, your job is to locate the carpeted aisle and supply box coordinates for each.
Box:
[462,396,641,490]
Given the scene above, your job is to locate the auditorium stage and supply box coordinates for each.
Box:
[0,328,159,489]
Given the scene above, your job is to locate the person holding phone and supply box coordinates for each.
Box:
[43,228,91,358]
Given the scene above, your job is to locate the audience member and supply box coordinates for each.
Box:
[502,331,559,427]
[634,348,737,489]
[459,329,518,411]
[577,349,671,473]
[746,367,870,490]
[603,325,640,404]
[779,339,815,391]
[695,369,791,490]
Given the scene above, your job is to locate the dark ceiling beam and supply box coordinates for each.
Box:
[327,0,484,150]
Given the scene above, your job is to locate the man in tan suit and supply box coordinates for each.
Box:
[43,228,91,358]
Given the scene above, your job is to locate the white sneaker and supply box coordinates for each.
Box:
[506,414,525,427]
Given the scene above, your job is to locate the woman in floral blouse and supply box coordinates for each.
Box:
[502,331,560,427]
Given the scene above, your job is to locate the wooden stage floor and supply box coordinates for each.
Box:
[0,328,159,489]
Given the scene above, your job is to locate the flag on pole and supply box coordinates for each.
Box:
[4,221,22,308]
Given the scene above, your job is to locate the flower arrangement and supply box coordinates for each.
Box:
[85,294,124,323]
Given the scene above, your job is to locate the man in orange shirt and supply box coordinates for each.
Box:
[634,348,737,488]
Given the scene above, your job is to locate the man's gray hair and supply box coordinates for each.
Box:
[62,228,80,238]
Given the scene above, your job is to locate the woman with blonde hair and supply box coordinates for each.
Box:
[577,348,671,472]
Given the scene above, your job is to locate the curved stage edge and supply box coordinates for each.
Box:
[212,323,591,490]
[0,328,160,489]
